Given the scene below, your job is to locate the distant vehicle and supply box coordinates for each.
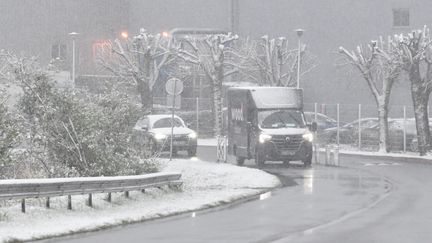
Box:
[133,114,197,156]
[304,112,338,132]
[321,118,378,144]
[361,119,418,151]
[227,87,316,168]
[321,118,420,151]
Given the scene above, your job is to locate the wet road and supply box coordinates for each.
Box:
[47,146,432,243]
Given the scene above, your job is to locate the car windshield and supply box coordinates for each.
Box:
[258,110,306,129]
[152,118,184,128]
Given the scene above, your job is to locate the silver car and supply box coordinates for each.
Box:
[134,114,198,156]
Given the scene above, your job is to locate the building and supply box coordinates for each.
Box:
[0,0,430,111]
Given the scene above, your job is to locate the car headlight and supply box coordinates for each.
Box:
[303,132,314,142]
[154,133,167,140]
[259,133,272,143]
[188,132,197,139]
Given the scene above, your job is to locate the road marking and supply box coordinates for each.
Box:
[363,162,401,167]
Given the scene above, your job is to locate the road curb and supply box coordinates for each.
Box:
[26,181,281,242]
[318,150,432,165]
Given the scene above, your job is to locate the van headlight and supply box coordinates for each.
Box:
[188,132,197,139]
[259,133,272,143]
[154,133,167,140]
[303,132,314,142]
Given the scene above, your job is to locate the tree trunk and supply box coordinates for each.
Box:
[377,101,389,153]
[410,64,430,155]
[136,53,153,115]
[213,63,224,136]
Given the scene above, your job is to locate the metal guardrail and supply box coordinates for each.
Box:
[0,172,182,213]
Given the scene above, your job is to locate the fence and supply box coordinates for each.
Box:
[0,172,182,213]
[304,103,420,153]
[153,96,216,138]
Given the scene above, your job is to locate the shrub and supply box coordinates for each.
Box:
[8,58,159,177]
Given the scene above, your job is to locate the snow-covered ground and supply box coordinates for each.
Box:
[197,138,217,146]
[0,159,280,242]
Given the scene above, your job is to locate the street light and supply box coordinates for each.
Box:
[68,32,79,84]
[295,29,305,89]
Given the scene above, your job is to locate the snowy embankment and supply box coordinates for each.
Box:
[0,159,280,242]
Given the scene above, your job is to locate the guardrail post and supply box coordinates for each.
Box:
[21,199,26,213]
[403,105,407,153]
[107,193,112,202]
[334,146,339,166]
[314,143,320,164]
[46,197,50,209]
[68,195,72,210]
[337,104,340,147]
[358,104,362,150]
[88,194,93,207]
[325,145,331,165]
[196,97,199,135]
[125,191,129,198]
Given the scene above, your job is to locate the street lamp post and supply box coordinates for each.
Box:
[295,29,304,89]
[68,32,79,84]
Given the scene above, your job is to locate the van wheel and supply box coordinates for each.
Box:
[302,153,312,167]
[187,146,197,157]
[255,150,265,168]
[236,156,245,166]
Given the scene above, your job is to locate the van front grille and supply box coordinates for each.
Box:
[271,135,303,151]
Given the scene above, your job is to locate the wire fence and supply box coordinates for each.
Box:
[152,96,423,153]
[304,103,420,153]
[153,96,215,138]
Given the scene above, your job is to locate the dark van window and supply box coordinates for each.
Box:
[258,110,305,129]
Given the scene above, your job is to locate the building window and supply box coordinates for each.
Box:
[393,8,410,27]
[51,44,67,60]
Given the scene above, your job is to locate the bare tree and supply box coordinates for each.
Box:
[396,26,432,155]
[180,33,239,136]
[248,36,317,87]
[100,28,178,114]
[339,37,402,152]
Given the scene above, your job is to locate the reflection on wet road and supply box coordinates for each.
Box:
[55,147,395,243]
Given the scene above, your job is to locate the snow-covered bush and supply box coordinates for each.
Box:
[6,55,159,178]
[0,90,19,179]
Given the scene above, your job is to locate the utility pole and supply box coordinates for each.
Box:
[230,0,239,33]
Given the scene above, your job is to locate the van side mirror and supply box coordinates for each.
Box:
[247,121,253,128]
[308,122,318,132]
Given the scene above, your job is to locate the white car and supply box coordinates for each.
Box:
[134,114,197,156]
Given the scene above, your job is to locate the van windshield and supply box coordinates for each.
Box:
[258,110,306,129]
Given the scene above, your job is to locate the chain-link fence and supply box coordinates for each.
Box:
[153,96,215,138]
[304,103,420,153]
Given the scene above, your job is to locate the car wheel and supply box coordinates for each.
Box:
[187,146,197,157]
[236,156,245,166]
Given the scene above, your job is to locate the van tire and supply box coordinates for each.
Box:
[188,146,197,157]
[236,156,245,166]
[302,153,312,167]
[255,150,265,168]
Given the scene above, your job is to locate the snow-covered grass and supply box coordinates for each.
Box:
[0,159,280,242]
[198,138,217,146]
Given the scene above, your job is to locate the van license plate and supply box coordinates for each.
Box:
[173,141,186,146]
[281,151,295,156]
